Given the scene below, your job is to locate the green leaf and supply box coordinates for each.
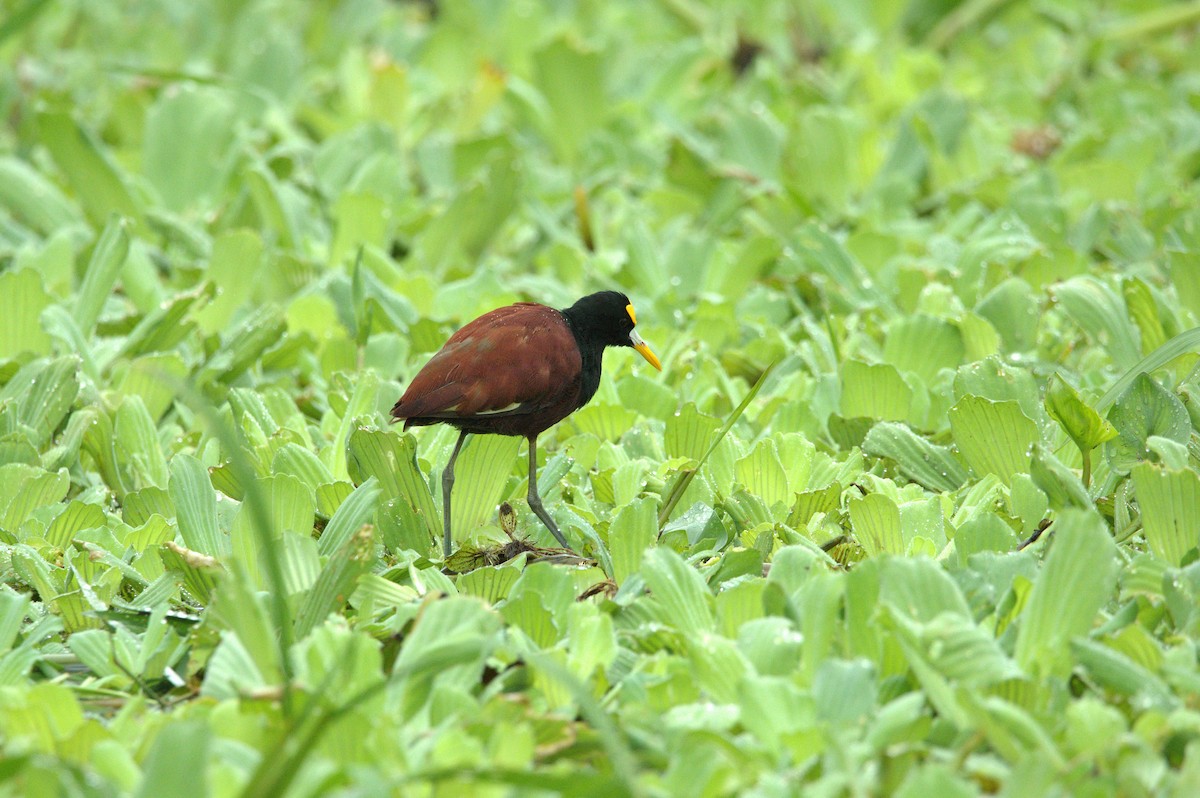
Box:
[664,402,720,462]
[959,692,1066,770]
[318,477,381,558]
[813,658,877,723]
[568,403,639,441]
[115,353,188,421]
[123,486,173,527]
[36,111,144,228]
[114,395,169,491]
[641,547,715,634]
[954,512,1020,565]
[1106,373,1190,473]
[143,85,236,212]
[452,435,522,543]
[10,355,80,449]
[0,156,80,234]
[883,315,964,382]
[1045,373,1117,452]
[949,395,1038,487]
[294,524,375,639]
[734,438,790,509]
[1030,444,1092,511]
[953,356,1042,421]
[662,502,727,549]
[74,215,131,336]
[43,501,106,550]
[976,278,1038,353]
[118,283,213,358]
[393,595,501,681]
[195,307,288,389]
[1131,463,1200,566]
[2,466,68,532]
[1097,326,1200,411]
[169,454,224,557]
[841,360,913,421]
[0,269,54,358]
[346,429,440,550]
[231,473,314,588]
[863,422,969,491]
[610,497,657,584]
[660,362,775,525]
[457,562,523,604]
[1124,277,1167,355]
[272,443,336,498]
[531,37,607,163]
[501,564,570,647]
[245,165,299,248]
[325,370,381,482]
[1014,509,1119,676]
[736,617,802,676]
[850,493,903,557]
[194,230,265,333]
[880,557,972,621]
[1070,638,1176,708]
[416,156,519,266]
[888,609,1021,686]
[159,541,223,604]
[1054,276,1142,370]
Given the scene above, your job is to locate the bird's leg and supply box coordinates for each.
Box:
[441,431,468,557]
[526,435,572,550]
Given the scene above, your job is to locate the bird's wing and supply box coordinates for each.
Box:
[391,304,582,421]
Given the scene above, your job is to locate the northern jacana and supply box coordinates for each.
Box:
[391,291,662,556]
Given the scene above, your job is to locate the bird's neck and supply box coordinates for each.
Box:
[559,308,606,408]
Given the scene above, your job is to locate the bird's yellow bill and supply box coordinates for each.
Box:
[630,330,662,371]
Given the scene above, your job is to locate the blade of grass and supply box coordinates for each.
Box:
[924,0,1018,51]
[37,112,144,229]
[239,599,497,798]
[0,0,51,45]
[175,379,295,718]
[1095,326,1200,412]
[658,361,777,528]
[1102,0,1200,42]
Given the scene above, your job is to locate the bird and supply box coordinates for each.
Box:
[391,290,662,557]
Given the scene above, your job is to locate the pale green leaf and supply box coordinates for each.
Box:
[850,493,903,557]
[346,428,440,549]
[0,269,54,358]
[169,454,224,557]
[641,547,714,634]
[36,111,144,228]
[74,215,131,335]
[1106,373,1190,473]
[1014,509,1119,676]
[610,497,657,585]
[1045,373,1116,452]
[841,360,913,421]
[1131,463,1200,566]
[883,314,964,382]
[863,422,969,491]
[949,395,1038,486]
[451,434,522,542]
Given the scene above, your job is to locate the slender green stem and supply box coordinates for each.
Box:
[924,0,1017,51]
[658,362,777,529]
[1101,1,1200,42]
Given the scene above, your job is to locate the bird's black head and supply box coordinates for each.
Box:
[561,291,661,370]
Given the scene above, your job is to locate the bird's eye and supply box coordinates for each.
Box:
[625,303,637,326]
